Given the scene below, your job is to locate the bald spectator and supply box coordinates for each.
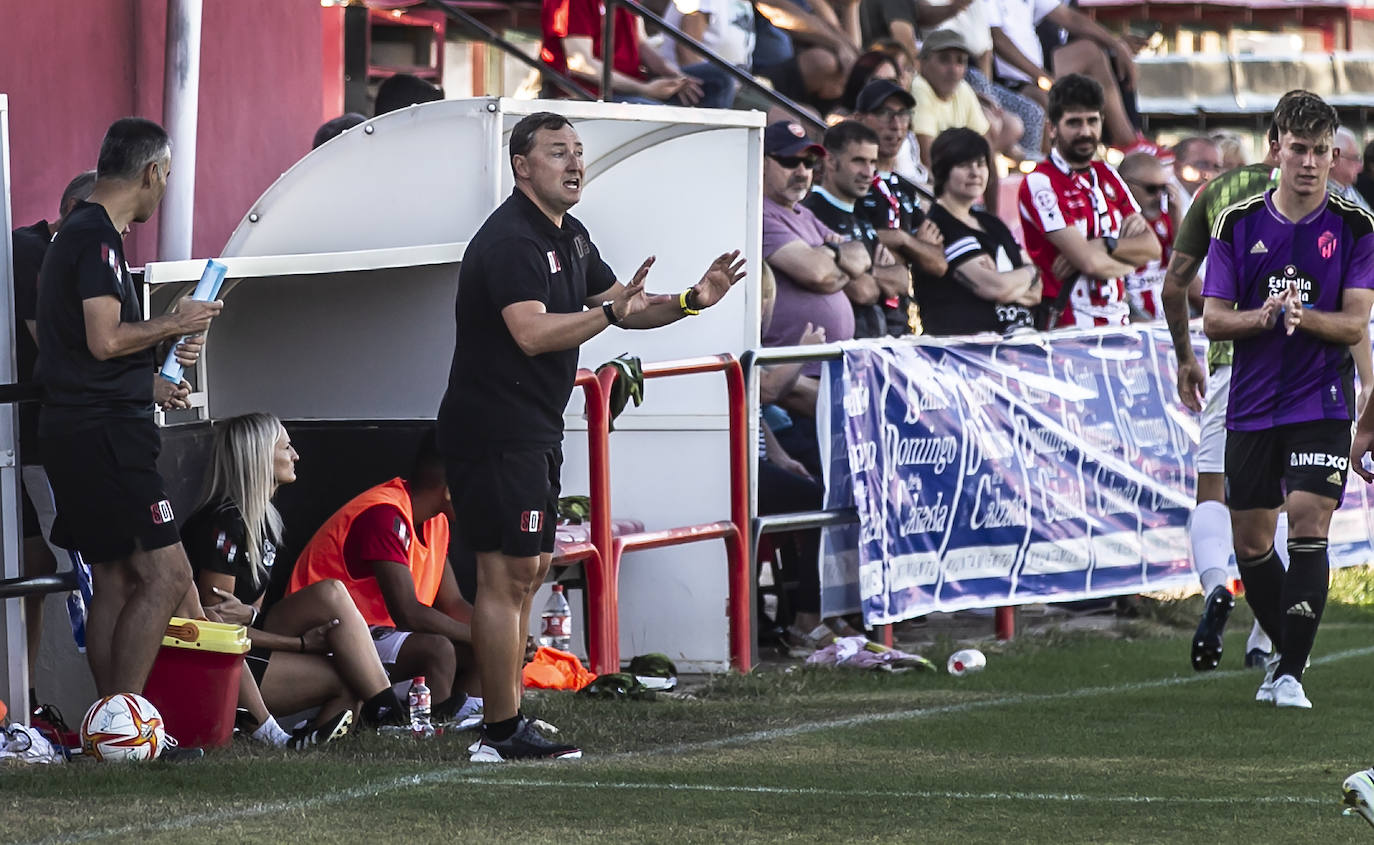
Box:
[1169,136,1222,213]
[1210,129,1249,172]
[1358,138,1374,210]
[1331,127,1371,211]
[1118,152,1180,321]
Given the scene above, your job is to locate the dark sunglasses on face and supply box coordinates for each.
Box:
[1127,179,1168,196]
[770,155,818,170]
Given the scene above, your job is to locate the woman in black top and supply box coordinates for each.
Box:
[183,413,404,748]
[918,128,1041,336]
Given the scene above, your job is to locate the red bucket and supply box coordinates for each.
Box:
[142,618,250,749]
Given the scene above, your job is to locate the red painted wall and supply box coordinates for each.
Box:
[0,0,331,264]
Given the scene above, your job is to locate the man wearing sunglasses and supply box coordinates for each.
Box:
[761,120,864,475]
[1118,152,1182,321]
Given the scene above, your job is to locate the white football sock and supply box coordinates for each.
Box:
[1246,620,1273,654]
[251,716,290,748]
[1189,500,1233,596]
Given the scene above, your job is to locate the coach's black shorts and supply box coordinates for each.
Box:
[447,446,560,559]
[40,418,181,563]
[1224,419,1352,510]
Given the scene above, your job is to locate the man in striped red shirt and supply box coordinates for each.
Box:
[1017,74,1160,328]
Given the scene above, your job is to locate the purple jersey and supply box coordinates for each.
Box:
[1202,190,1374,430]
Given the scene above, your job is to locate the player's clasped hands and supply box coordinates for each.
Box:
[1256,289,1286,331]
[1281,280,1304,335]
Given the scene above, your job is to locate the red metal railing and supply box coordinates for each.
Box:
[555,356,751,675]
[598,355,752,673]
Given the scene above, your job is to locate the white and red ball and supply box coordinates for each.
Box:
[80,693,166,762]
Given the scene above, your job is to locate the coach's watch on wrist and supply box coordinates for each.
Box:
[1103,236,1119,256]
[602,301,621,325]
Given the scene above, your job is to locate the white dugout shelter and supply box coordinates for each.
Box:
[1,98,766,714]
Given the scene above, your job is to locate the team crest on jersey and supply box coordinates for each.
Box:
[546,250,562,274]
[1319,230,1337,259]
[1102,181,1117,202]
[150,500,174,526]
[573,234,590,259]
[392,516,411,550]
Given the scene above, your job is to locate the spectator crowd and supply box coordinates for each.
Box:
[15,0,1374,756]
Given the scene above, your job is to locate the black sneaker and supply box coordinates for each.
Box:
[157,734,204,762]
[1191,586,1234,671]
[469,718,581,762]
[289,710,352,751]
[1245,647,1272,669]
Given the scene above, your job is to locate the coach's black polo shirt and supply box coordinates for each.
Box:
[437,189,616,457]
[36,201,154,433]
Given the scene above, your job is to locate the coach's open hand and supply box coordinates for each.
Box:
[689,250,747,310]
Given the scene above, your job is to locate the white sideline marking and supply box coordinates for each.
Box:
[31,644,1374,844]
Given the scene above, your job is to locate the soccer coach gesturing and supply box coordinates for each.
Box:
[438,112,745,762]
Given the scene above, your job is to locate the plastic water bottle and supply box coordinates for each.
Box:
[407,676,434,739]
[947,648,987,677]
[540,585,572,651]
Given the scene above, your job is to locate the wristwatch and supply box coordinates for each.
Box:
[1103,236,1119,256]
[602,301,621,325]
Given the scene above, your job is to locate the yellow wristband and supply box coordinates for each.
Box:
[679,289,701,316]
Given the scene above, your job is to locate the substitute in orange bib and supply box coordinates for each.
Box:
[1018,74,1161,328]
[287,433,476,723]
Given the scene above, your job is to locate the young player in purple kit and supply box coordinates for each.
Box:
[1202,91,1374,709]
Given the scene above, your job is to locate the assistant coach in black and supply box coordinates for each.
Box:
[438,112,745,762]
[37,117,221,697]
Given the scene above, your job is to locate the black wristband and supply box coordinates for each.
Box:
[602,301,621,325]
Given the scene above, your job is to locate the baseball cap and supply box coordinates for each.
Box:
[764,120,826,158]
[921,29,972,58]
[855,79,916,115]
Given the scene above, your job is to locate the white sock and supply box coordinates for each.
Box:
[1273,512,1291,569]
[251,716,290,748]
[1190,500,1234,596]
[1246,620,1273,654]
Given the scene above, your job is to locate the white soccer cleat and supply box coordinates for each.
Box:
[1255,653,1281,704]
[1271,675,1312,709]
[1342,769,1374,828]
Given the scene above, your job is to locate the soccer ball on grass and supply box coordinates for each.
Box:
[80,693,166,762]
